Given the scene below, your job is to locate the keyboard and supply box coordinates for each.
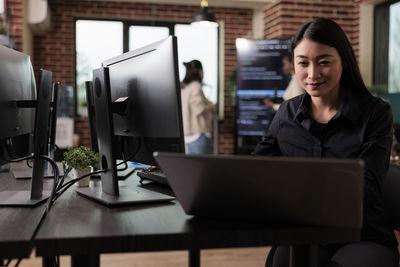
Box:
[137,169,169,186]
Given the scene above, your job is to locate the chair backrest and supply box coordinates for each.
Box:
[382,164,400,230]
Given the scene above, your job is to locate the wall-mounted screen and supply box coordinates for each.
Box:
[235,38,290,136]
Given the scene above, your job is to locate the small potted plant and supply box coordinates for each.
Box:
[62,146,99,187]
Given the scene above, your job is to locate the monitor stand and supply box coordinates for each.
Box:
[0,163,10,173]
[75,186,174,207]
[75,68,174,206]
[12,162,64,179]
[0,190,51,206]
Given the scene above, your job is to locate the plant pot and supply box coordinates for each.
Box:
[73,168,91,187]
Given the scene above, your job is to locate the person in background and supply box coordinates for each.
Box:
[264,53,305,111]
[181,60,214,154]
[254,18,398,267]
[391,125,400,163]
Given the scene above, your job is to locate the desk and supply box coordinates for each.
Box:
[0,167,48,260]
[33,172,360,267]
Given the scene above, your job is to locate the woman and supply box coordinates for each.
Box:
[254,18,399,266]
[181,60,214,154]
[265,53,305,111]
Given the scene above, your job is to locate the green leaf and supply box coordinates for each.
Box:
[62,146,99,171]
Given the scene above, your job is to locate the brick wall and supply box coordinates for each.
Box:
[31,0,253,154]
[263,0,360,58]
[5,0,24,51]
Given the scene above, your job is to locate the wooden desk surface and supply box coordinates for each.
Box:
[34,172,360,257]
[0,164,50,259]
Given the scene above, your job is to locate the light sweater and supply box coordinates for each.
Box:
[180,81,213,137]
[273,75,305,111]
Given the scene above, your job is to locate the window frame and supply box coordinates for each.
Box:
[74,17,220,117]
[123,20,177,53]
[373,1,390,86]
[372,0,400,89]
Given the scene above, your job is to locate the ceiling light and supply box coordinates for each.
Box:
[191,0,218,28]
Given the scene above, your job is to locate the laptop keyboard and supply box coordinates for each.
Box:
[137,168,169,186]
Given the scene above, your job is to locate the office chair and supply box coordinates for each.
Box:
[265,163,400,267]
[382,163,400,266]
[382,164,400,231]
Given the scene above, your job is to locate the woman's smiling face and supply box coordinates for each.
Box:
[294,38,343,99]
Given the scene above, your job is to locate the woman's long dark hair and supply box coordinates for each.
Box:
[182,60,203,87]
[291,18,370,95]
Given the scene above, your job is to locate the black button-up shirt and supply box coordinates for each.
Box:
[253,91,397,247]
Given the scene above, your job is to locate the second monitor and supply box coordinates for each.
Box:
[102,35,185,166]
[76,36,184,206]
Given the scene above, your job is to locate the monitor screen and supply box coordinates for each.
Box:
[101,36,184,166]
[235,38,291,136]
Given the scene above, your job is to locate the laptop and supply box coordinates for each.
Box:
[154,152,364,228]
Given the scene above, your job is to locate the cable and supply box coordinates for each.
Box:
[40,155,60,213]
[0,152,58,234]
[2,150,105,267]
[1,149,34,163]
[29,207,50,262]
[1,145,62,212]
[116,160,128,167]
[14,258,22,267]
[26,156,102,267]
[117,160,128,171]
[116,136,142,167]
[3,137,33,169]
[4,138,18,160]
[2,151,73,267]
[115,137,128,168]
[50,167,72,206]
[28,155,63,267]
[56,167,72,192]
[1,142,33,165]
[37,154,105,210]
[26,159,32,168]
[50,169,106,205]
[55,169,103,193]
[59,163,69,189]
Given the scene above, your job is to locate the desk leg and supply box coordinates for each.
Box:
[289,245,319,267]
[289,246,295,267]
[309,244,318,267]
[189,249,200,267]
[42,257,56,267]
[71,254,100,267]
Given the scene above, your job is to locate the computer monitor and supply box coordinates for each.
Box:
[75,36,183,206]
[0,45,53,205]
[102,36,184,166]
[0,45,36,140]
[0,45,35,171]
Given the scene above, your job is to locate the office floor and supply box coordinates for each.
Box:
[14,247,270,267]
